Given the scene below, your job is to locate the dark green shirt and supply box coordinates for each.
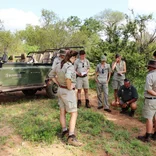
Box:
[118,85,138,102]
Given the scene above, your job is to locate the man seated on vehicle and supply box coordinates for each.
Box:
[8,55,14,62]
[111,78,138,117]
[52,49,66,69]
[19,53,27,62]
[2,51,8,63]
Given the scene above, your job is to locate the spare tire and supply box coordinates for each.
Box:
[22,89,37,96]
[46,81,58,98]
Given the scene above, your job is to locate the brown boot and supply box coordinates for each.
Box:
[85,99,91,108]
[61,129,69,138]
[137,133,153,142]
[67,135,82,146]
[77,100,81,108]
[152,132,156,141]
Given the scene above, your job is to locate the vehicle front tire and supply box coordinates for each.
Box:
[46,81,58,98]
[22,89,37,96]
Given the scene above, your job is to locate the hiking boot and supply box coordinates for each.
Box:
[67,135,82,146]
[120,107,129,114]
[97,106,103,109]
[77,100,81,108]
[61,129,69,138]
[137,133,153,142]
[129,110,135,117]
[104,109,111,113]
[85,99,91,108]
[152,132,156,141]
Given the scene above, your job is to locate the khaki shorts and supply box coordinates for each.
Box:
[76,76,89,89]
[57,87,77,113]
[142,99,156,119]
[112,79,124,90]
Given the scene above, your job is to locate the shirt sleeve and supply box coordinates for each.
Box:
[74,59,78,71]
[117,87,122,98]
[108,64,111,73]
[145,74,153,91]
[132,87,138,99]
[65,65,73,79]
[96,64,99,72]
[51,58,57,69]
[87,59,90,69]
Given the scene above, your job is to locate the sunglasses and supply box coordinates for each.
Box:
[102,69,104,74]
[82,63,84,68]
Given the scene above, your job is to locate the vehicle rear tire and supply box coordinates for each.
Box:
[46,81,58,98]
[22,89,37,96]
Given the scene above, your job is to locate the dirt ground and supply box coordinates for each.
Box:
[0,90,155,156]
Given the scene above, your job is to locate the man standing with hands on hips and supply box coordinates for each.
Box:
[74,50,91,108]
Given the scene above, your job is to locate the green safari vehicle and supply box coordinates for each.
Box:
[0,46,84,98]
[0,49,58,98]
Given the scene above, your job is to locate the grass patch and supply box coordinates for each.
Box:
[76,108,152,156]
[0,136,8,145]
[89,78,96,90]
[10,99,60,143]
[0,91,154,156]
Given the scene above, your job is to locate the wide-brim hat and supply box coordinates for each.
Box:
[101,55,107,61]
[147,60,156,68]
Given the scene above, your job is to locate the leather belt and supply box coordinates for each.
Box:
[59,85,75,90]
[145,97,156,100]
[77,74,87,78]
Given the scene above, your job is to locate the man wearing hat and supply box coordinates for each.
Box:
[111,78,138,117]
[52,49,66,69]
[112,54,126,103]
[95,55,112,112]
[138,60,156,142]
[74,50,91,108]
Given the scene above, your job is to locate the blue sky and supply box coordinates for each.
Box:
[1,0,128,19]
[0,0,156,31]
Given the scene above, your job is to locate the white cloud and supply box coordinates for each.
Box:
[0,8,40,31]
[128,0,156,14]
[128,0,156,33]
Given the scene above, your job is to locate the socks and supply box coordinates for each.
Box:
[62,127,67,132]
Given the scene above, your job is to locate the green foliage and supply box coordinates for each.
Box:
[77,109,105,136]
[0,136,7,145]
[89,78,96,90]
[10,100,60,143]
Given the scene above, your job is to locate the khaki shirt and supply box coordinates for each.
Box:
[49,62,76,86]
[51,57,62,69]
[96,63,111,83]
[112,60,125,80]
[74,58,90,74]
[144,69,156,98]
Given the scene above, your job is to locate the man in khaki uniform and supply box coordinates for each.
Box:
[52,49,66,69]
[95,55,111,112]
[138,60,156,142]
[112,54,126,103]
[74,50,91,108]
